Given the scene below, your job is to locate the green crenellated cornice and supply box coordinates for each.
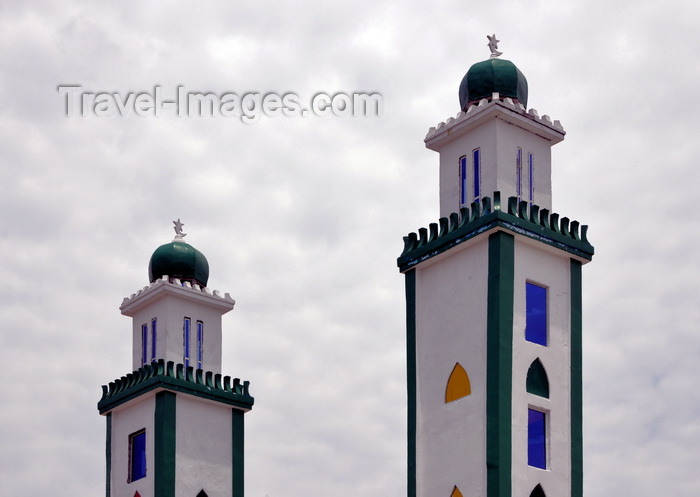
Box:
[98,359,253,414]
[397,192,594,272]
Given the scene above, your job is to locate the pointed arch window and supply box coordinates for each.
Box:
[184,317,191,368]
[529,483,546,497]
[450,486,464,497]
[196,491,209,497]
[445,363,471,403]
[526,359,549,398]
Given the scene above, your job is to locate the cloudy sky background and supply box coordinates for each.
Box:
[2,1,700,496]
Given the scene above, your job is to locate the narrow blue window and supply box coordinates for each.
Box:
[184,317,191,368]
[473,148,481,202]
[150,318,157,362]
[526,282,547,346]
[129,429,147,481]
[516,148,523,201]
[141,324,148,366]
[459,155,467,206]
[196,321,204,370]
[528,152,534,205]
[528,409,546,469]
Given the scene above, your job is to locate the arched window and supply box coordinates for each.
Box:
[196,490,208,497]
[529,483,546,497]
[450,485,464,497]
[445,363,471,403]
[134,492,142,497]
[526,359,549,398]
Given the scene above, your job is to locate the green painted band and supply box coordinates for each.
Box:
[232,410,245,497]
[155,391,177,497]
[105,412,111,497]
[405,269,417,497]
[486,231,514,497]
[570,259,583,497]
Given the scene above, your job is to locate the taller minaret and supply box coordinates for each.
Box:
[398,37,594,497]
[98,221,254,497]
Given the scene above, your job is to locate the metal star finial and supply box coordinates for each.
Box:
[173,218,186,239]
[487,34,502,58]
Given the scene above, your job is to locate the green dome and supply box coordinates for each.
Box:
[459,58,528,111]
[148,240,209,287]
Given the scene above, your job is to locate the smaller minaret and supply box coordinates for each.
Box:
[98,221,253,497]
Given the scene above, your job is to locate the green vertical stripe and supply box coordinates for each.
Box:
[155,391,177,497]
[486,231,514,497]
[105,412,111,497]
[232,409,245,497]
[405,269,417,497]
[570,259,583,497]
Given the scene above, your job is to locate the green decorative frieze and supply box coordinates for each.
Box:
[98,359,254,414]
[397,192,594,272]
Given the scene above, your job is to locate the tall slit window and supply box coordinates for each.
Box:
[196,321,204,370]
[516,148,523,202]
[473,148,481,203]
[150,318,157,363]
[184,317,191,368]
[141,324,148,366]
[128,429,147,482]
[528,409,547,469]
[526,282,547,346]
[528,152,534,205]
[459,155,467,206]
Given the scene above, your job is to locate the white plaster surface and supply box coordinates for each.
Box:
[511,237,572,497]
[414,237,489,497]
[175,394,233,497]
[122,278,234,373]
[110,393,157,497]
[427,100,563,218]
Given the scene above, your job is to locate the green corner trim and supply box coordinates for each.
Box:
[98,359,254,414]
[486,231,514,497]
[570,259,583,497]
[105,412,111,497]
[232,409,245,497]
[397,193,594,273]
[405,269,417,497]
[155,391,177,497]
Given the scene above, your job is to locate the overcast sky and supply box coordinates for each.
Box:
[2,1,700,496]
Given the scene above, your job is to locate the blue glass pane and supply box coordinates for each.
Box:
[141,325,148,365]
[473,149,480,199]
[460,156,467,205]
[131,431,147,480]
[526,283,547,346]
[528,409,546,469]
[197,321,203,369]
[151,318,157,362]
[184,318,191,368]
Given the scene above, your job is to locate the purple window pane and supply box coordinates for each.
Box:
[473,149,481,201]
[460,156,467,206]
[184,318,191,368]
[150,318,157,362]
[130,430,146,481]
[197,321,203,370]
[141,324,148,366]
[528,409,546,469]
[526,283,547,346]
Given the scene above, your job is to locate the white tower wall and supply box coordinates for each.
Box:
[414,237,490,497]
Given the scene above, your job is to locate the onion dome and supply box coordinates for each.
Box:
[148,220,209,287]
[458,58,528,111]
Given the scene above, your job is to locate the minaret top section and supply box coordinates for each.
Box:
[459,35,528,110]
[148,219,210,287]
